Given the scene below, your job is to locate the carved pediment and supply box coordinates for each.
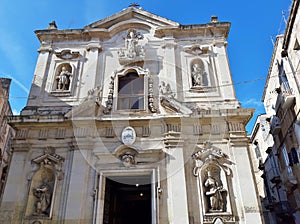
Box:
[31,147,65,181]
[184,45,210,56]
[160,96,192,114]
[32,147,64,166]
[84,7,179,30]
[192,142,234,176]
[55,49,80,59]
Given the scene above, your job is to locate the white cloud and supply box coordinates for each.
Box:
[12,109,20,115]
[241,98,264,108]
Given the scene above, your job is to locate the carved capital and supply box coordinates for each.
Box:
[37,46,52,53]
[86,42,102,52]
[184,45,209,56]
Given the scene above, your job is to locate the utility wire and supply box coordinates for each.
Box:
[2,68,298,100]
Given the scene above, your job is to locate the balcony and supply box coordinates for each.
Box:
[275,85,295,111]
[282,166,297,191]
[266,146,273,154]
[268,167,281,184]
[269,115,281,135]
[273,201,293,216]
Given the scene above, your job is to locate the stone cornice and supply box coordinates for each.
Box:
[7,108,254,125]
[34,8,230,43]
[154,22,230,39]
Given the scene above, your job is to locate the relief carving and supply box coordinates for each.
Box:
[120,154,136,167]
[159,81,175,98]
[184,45,209,56]
[115,147,138,168]
[118,29,145,65]
[55,49,80,59]
[103,76,115,114]
[148,78,157,113]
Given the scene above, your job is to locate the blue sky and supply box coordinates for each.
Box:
[0,0,292,133]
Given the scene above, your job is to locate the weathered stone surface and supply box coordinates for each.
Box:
[1,6,262,224]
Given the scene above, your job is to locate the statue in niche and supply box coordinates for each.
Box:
[204,170,227,212]
[56,66,72,90]
[191,63,207,86]
[33,182,52,216]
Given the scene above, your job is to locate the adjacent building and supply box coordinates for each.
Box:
[0,7,263,224]
[0,78,14,201]
[250,0,300,223]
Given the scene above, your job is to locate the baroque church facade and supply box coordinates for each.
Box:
[0,7,263,224]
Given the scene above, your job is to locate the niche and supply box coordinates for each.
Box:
[25,147,64,218]
[191,59,208,87]
[53,63,73,92]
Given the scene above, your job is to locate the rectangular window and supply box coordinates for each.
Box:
[117,73,145,110]
[254,146,262,159]
[282,145,292,173]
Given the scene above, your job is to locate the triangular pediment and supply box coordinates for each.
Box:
[84,7,179,31]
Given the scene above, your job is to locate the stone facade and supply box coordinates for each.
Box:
[250,1,300,223]
[0,78,14,202]
[0,7,263,224]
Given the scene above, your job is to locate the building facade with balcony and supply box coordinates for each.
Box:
[0,78,14,202]
[0,7,263,224]
[250,1,300,223]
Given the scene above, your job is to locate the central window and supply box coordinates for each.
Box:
[117,72,144,110]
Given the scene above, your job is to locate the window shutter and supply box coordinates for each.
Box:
[290,148,299,165]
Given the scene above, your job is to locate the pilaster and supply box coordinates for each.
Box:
[164,132,189,224]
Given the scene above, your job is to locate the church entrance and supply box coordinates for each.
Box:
[103,175,152,224]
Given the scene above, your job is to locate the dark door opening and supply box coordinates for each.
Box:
[103,176,152,224]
